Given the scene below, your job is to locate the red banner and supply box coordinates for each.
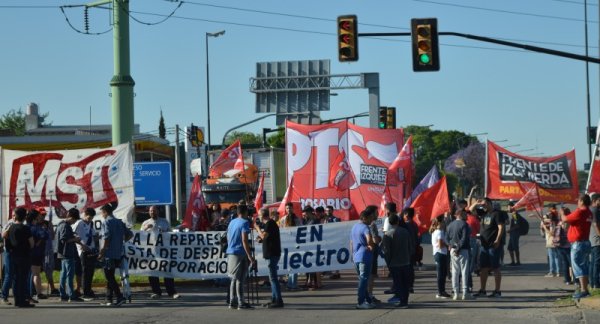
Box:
[286,120,404,220]
[410,176,450,235]
[486,141,578,203]
[209,139,244,178]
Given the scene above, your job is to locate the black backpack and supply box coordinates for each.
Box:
[516,214,529,236]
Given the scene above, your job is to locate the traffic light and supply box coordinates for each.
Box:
[386,107,396,129]
[378,107,387,129]
[589,126,597,145]
[337,15,358,62]
[411,18,440,72]
[189,124,199,147]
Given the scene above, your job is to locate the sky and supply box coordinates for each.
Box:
[1,0,599,170]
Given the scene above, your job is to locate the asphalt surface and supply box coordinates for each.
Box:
[1,218,598,324]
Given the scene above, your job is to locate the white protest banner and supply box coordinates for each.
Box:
[125,221,363,279]
[1,144,134,227]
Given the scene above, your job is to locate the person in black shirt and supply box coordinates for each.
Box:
[7,207,34,307]
[254,208,283,308]
[470,198,505,298]
[56,208,83,302]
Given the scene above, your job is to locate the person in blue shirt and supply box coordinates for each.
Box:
[350,208,376,309]
[226,204,255,310]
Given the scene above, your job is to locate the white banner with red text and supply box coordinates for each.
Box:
[125,221,385,279]
[1,144,134,226]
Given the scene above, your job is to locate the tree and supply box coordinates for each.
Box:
[158,109,166,139]
[443,142,485,196]
[267,128,285,148]
[0,108,50,136]
[224,131,262,145]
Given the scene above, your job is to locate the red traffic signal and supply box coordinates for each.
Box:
[337,15,358,62]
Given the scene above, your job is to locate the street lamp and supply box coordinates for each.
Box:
[206,30,225,148]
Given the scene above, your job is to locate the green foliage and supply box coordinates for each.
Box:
[267,128,285,148]
[158,110,166,139]
[0,108,50,136]
[224,131,262,145]
[406,125,474,182]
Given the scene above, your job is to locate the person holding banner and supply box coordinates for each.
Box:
[254,208,284,308]
[280,203,302,291]
[350,208,376,309]
[142,206,180,300]
[226,204,255,310]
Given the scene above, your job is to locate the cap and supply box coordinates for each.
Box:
[36,207,47,216]
[508,200,516,207]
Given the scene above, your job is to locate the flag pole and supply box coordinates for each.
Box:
[484,139,489,198]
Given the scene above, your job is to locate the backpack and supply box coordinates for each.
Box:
[516,214,529,236]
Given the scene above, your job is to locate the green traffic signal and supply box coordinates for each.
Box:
[419,54,431,64]
[379,122,386,128]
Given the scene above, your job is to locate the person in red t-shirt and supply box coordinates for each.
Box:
[561,194,593,299]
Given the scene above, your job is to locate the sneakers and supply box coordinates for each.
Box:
[544,273,554,278]
[37,294,48,300]
[170,294,181,299]
[452,293,459,300]
[50,289,60,296]
[473,290,487,297]
[267,302,284,308]
[462,293,474,300]
[150,293,161,299]
[573,291,590,299]
[487,291,502,298]
[238,302,254,310]
[356,302,376,309]
[436,292,452,299]
[370,296,382,303]
[2,299,12,305]
[82,295,95,302]
[395,303,409,309]
[114,298,126,307]
[384,289,395,295]
[69,297,85,302]
[100,300,113,306]
[387,296,401,303]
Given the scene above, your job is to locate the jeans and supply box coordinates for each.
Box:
[59,258,75,299]
[149,277,176,296]
[556,247,572,283]
[13,255,31,306]
[590,246,600,288]
[571,241,591,278]
[103,258,123,302]
[547,248,559,274]
[434,253,448,294]
[268,256,282,303]
[287,273,298,289]
[354,261,372,305]
[389,265,410,305]
[451,249,470,295]
[81,252,97,296]
[1,252,14,300]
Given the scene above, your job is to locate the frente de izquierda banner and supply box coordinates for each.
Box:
[486,141,578,203]
[125,220,384,279]
[1,144,135,227]
[285,120,404,220]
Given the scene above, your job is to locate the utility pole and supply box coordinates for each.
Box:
[87,0,135,151]
[175,124,182,222]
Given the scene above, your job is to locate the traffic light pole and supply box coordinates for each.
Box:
[358,32,600,64]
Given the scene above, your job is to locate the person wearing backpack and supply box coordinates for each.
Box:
[507,202,522,266]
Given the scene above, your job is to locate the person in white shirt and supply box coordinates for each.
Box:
[141,206,180,299]
[73,208,98,300]
[430,216,451,299]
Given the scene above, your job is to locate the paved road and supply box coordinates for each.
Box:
[1,219,596,324]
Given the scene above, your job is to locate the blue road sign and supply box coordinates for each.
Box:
[133,162,173,206]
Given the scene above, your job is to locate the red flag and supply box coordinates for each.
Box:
[209,139,244,178]
[182,175,209,231]
[329,150,354,191]
[378,183,393,217]
[278,175,297,216]
[514,182,543,219]
[254,172,265,212]
[387,135,414,200]
[410,176,450,235]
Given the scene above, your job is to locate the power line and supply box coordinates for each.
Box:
[117,0,184,26]
[59,6,112,35]
[412,0,599,23]
[549,0,598,6]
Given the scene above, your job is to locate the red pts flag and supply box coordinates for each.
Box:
[209,139,244,178]
[182,175,208,231]
[278,176,297,216]
[410,176,450,235]
[514,181,543,219]
[387,135,414,199]
[379,183,393,217]
[254,172,265,212]
[329,150,354,191]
